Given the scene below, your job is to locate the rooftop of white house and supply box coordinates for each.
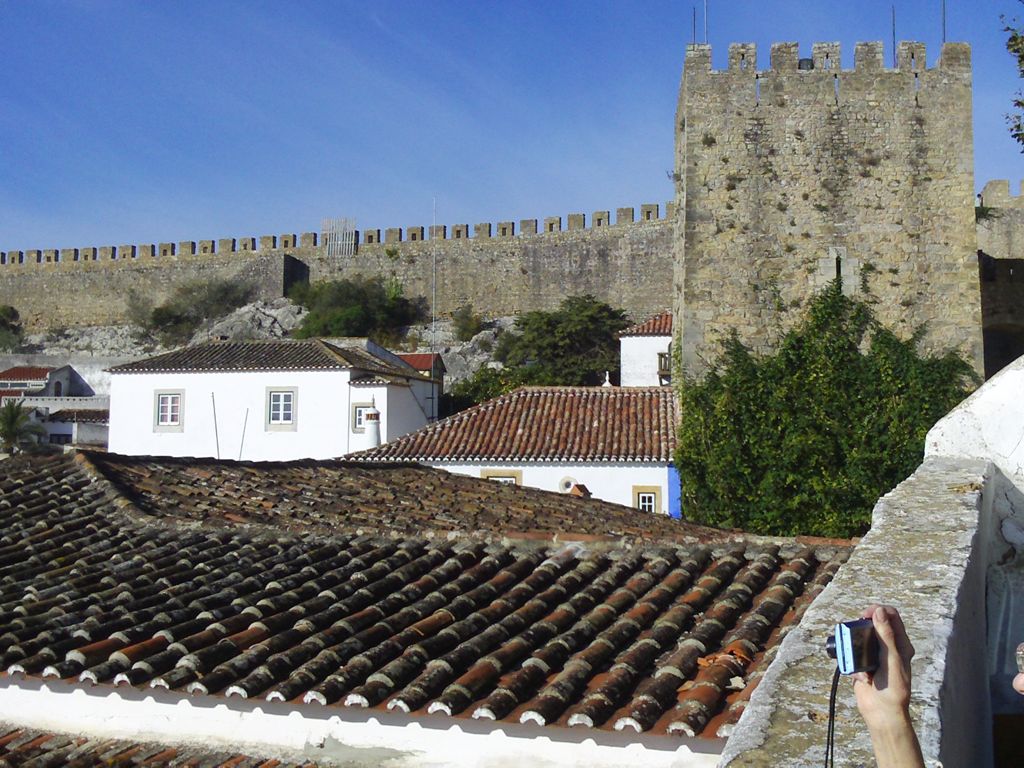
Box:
[107,339,416,379]
[349,386,679,463]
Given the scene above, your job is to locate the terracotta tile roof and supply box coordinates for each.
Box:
[47,408,110,424]
[0,366,54,381]
[107,339,413,379]
[0,389,28,399]
[0,725,320,767]
[0,452,851,746]
[351,386,678,463]
[619,311,673,337]
[397,353,446,373]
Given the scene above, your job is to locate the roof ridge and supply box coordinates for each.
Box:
[313,338,352,366]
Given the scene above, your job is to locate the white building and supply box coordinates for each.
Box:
[618,310,672,386]
[107,338,437,460]
[0,364,109,448]
[350,385,682,516]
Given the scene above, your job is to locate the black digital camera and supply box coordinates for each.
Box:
[825,618,879,675]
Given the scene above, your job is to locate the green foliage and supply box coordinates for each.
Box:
[0,306,22,351]
[445,367,516,415]
[289,275,426,344]
[452,304,487,342]
[976,205,999,222]
[451,295,628,410]
[133,279,254,345]
[674,281,978,538]
[1006,7,1024,148]
[0,400,45,454]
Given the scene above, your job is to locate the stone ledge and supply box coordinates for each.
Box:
[721,456,993,767]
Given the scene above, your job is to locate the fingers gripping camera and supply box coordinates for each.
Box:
[825,619,880,675]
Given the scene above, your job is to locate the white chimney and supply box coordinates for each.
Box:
[365,399,381,448]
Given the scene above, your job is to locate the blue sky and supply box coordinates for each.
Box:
[2,0,1023,250]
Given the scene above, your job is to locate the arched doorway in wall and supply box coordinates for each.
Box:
[983,324,1024,379]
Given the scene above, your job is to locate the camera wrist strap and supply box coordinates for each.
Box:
[824,666,841,768]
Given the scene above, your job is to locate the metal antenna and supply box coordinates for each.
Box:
[692,6,696,44]
[892,5,897,67]
[942,0,947,43]
[704,0,708,43]
[431,197,437,422]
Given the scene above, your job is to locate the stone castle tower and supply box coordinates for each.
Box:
[673,41,984,376]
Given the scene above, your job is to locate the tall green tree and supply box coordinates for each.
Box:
[674,281,977,538]
[449,295,628,410]
[1006,6,1024,147]
[0,401,44,454]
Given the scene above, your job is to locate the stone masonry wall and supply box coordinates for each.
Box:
[0,250,288,333]
[0,207,672,333]
[674,41,984,376]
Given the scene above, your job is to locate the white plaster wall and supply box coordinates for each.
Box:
[72,421,108,446]
[0,680,719,768]
[619,336,670,386]
[345,384,387,456]
[0,354,126,395]
[110,373,432,460]
[383,385,431,443]
[432,461,670,513]
[110,370,356,460]
[926,355,1024,484]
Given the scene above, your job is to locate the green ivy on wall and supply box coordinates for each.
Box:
[674,280,978,538]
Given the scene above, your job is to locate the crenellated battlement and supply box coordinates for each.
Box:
[685,40,968,76]
[0,201,673,268]
[979,180,1024,209]
[676,38,982,376]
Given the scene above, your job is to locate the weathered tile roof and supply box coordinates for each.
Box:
[107,339,413,379]
[0,452,850,747]
[350,386,679,463]
[47,408,110,424]
[0,725,320,767]
[80,451,704,540]
[619,311,672,338]
[0,366,54,381]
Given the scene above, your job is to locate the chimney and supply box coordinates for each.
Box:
[365,399,381,448]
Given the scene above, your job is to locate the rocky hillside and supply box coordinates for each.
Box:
[15,298,511,389]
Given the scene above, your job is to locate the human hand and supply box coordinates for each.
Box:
[1015,643,1024,696]
[851,605,923,768]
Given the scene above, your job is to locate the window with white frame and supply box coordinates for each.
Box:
[154,391,184,432]
[633,486,661,514]
[266,387,297,431]
[352,403,374,433]
[480,469,523,485]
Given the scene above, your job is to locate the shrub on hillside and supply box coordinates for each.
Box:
[131,279,255,345]
[452,304,487,341]
[674,280,978,538]
[289,276,426,344]
[0,306,23,351]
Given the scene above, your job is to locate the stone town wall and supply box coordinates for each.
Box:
[674,41,984,376]
[0,250,290,333]
[0,206,673,333]
[975,180,1024,375]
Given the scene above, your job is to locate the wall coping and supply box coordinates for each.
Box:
[721,456,994,767]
